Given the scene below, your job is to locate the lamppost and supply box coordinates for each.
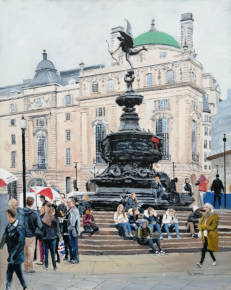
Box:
[172,162,176,179]
[216,165,219,175]
[73,161,78,191]
[223,134,227,208]
[20,116,27,208]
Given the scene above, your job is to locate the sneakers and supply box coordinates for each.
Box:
[212,261,217,266]
[129,233,134,238]
[155,250,160,256]
[192,234,198,239]
[160,250,167,256]
[176,235,182,239]
[159,236,163,240]
[168,235,172,239]
[196,262,202,268]
[36,261,44,265]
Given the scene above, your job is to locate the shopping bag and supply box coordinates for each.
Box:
[58,239,66,259]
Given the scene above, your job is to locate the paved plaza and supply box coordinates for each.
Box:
[1,252,231,290]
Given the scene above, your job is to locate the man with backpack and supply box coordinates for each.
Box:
[211,174,225,208]
[24,197,42,273]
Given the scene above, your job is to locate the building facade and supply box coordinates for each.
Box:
[0,13,220,197]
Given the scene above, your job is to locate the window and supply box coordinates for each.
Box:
[166,70,174,83]
[153,99,169,111]
[146,73,152,86]
[160,52,167,58]
[204,152,207,162]
[209,141,211,149]
[66,177,71,194]
[7,181,17,199]
[11,151,16,168]
[36,117,47,127]
[96,107,105,117]
[92,82,99,93]
[38,137,47,169]
[204,127,208,136]
[9,104,16,113]
[190,72,196,83]
[204,115,209,122]
[66,148,71,165]
[209,128,211,136]
[95,123,106,163]
[11,134,16,145]
[66,130,71,141]
[192,120,196,160]
[192,101,197,112]
[156,118,169,160]
[65,94,71,105]
[204,165,207,170]
[107,79,114,92]
[27,178,47,190]
[66,113,71,120]
[10,119,15,126]
[204,139,207,149]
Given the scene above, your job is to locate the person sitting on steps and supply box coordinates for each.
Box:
[128,208,141,232]
[137,220,166,256]
[186,206,203,238]
[162,208,182,239]
[144,207,163,239]
[182,178,193,196]
[81,208,99,238]
[125,192,144,213]
[114,204,133,239]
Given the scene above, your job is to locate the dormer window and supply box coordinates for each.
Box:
[9,103,16,113]
[65,94,71,106]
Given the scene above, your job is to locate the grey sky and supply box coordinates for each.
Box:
[0,0,230,98]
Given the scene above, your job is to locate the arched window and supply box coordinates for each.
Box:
[27,178,47,190]
[192,120,196,161]
[37,136,47,169]
[95,123,106,163]
[10,103,16,113]
[156,118,169,160]
[166,70,174,83]
[146,73,152,86]
[65,94,71,106]
[107,79,114,92]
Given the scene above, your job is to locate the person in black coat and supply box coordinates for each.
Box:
[211,174,224,208]
[4,208,27,290]
[186,206,203,238]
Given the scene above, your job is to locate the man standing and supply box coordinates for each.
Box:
[24,197,42,273]
[211,174,224,209]
[67,198,80,264]
[5,209,27,290]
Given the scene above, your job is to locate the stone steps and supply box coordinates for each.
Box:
[79,210,231,255]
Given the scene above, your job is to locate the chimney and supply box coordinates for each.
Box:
[180,13,194,51]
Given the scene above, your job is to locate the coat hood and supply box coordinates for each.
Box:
[23,207,34,216]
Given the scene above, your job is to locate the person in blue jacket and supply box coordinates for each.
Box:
[4,208,27,290]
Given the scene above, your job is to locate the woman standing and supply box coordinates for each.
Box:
[197,203,218,268]
[198,174,209,207]
[42,203,60,270]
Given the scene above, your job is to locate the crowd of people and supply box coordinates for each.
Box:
[1,194,97,290]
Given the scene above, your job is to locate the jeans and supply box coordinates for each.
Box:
[130,223,138,231]
[199,191,206,207]
[200,237,216,264]
[214,194,221,208]
[6,263,27,289]
[164,223,180,236]
[43,239,57,269]
[149,223,162,237]
[68,231,79,262]
[116,223,132,234]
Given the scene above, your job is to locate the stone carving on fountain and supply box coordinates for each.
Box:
[88,20,193,209]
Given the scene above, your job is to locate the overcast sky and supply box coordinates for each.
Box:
[0,0,230,98]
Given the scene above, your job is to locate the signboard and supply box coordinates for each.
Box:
[0,194,8,246]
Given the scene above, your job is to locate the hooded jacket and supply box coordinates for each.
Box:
[67,206,80,237]
[42,217,60,240]
[5,220,25,264]
[24,207,42,238]
[162,210,178,224]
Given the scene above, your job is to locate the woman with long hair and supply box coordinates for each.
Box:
[144,207,163,239]
[198,174,209,207]
[42,203,60,270]
[196,203,218,268]
[128,208,140,231]
[114,204,133,238]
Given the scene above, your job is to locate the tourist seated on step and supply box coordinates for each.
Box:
[114,204,133,239]
[186,206,202,238]
[151,175,165,200]
[137,220,166,255]
[78,195,92,216]
[162,208,182,239]
[181,178,193,196]
[143,207,163,239]
[125,192,144,213]
[80,208,99,238]
[128,208,141,232]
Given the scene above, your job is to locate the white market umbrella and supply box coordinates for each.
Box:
[0,168,17,186]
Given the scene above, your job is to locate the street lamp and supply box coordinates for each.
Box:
[20,116,27,208]
[223,134,227,208]
[172,162,176,179]
[216,165,219,175]
[73,161,78,191]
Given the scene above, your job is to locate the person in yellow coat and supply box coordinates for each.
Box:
[196,203,218,268]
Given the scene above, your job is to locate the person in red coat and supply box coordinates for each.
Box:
[198,174,208,207]
[81,209,99,237]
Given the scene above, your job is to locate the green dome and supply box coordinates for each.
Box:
[134,31,180,49]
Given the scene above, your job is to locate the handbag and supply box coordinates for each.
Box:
[34,227,43,239]
[58,239,65,258]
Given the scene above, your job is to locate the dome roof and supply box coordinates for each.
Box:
[31,50,61,86]
[134,31,180,48]
[134,20,180,49]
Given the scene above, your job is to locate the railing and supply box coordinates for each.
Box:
[32,163,47,170]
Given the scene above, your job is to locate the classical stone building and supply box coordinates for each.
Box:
[0,13,220,197]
